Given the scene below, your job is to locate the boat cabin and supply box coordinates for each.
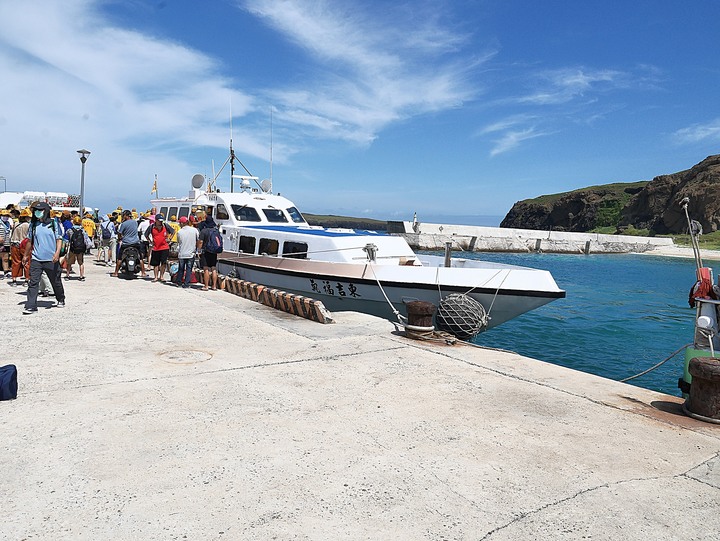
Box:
[152,184,417,265]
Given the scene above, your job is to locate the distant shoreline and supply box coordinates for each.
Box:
[639,245,720,261]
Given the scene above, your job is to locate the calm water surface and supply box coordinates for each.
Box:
[436,252,701,396]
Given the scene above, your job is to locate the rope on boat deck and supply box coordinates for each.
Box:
[619,343,692,383]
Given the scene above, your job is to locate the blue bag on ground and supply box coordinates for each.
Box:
[0,364,18,400]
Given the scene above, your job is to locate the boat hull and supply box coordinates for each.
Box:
[218,253,564,329]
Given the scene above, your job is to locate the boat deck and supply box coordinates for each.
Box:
[2,261,719,539]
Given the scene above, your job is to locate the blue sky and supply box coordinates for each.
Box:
[1,0,720,224]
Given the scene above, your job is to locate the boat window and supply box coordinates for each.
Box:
[178,207,190,219]
[168,206,179,220]
[232,204,261,222]
[216,204,230,220]
[286,207,306,224]
[159,206,168,218]
[282,241,308,259]
[259,238,279,255]
[262,209,288,223]
[239,235,256,254]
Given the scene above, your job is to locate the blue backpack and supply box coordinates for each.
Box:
[205,228,223,254]
[0,364,18,400]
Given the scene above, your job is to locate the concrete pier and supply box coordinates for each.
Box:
[388,221,675,254]
[2,261,719,540]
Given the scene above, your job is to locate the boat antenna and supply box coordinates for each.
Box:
[270,106,273,185]
[680,196,704,272]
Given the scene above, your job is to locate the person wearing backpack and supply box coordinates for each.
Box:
[21,202,66,314]
[197,216,223,291]
[96,215,116,266]
[65,216,89,281]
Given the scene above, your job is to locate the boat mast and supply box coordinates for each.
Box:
[230,116,235,193]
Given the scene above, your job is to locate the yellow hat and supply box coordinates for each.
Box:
[170,215,177,221]
[20,208,31,217]
[0,210,9,216]
[72,216,82,225]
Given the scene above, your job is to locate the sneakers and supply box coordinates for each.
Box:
[56,300,65,308]
[79,276,85,281]
[23,307,38,314]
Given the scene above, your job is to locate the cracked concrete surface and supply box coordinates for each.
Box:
[2,261,719,540]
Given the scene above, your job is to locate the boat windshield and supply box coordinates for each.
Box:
[232,204,261,222]
[263,209,288,223]
[286,206,306,224]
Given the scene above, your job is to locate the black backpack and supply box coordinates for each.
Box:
[101,223,112,240]
[70,228,86,253]
[0,364,18,400]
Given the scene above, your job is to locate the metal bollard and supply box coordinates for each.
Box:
[405,301,436,329]
[684,357,720,423]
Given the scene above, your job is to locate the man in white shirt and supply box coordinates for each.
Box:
[174,216,199,288]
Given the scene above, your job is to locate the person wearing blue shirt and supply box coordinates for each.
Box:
[22,202,66,314]
[112,210,147,277]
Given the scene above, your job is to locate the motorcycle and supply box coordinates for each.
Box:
[119,245,142,277]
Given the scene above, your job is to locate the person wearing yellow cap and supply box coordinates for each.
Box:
[65,215,90,281]
[82,213,96,254]
[167,214,180,256]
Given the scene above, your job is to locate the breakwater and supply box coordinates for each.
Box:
[387,220,674,254]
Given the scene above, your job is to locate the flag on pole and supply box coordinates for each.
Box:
[151,176,158,195]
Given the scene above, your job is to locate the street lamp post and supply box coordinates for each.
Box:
[77,149,90,214]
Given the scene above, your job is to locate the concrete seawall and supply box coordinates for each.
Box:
[387,220,674,254]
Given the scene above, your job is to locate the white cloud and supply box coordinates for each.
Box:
[0,0,266,210]
[674,119,720,144]
[0,0,487,211]
[517,68,624,105]
[489,127,547,157]
[242,0,485,144]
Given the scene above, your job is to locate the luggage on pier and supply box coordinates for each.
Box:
[0,364,18,400]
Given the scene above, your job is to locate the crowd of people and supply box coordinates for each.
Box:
[0,203,223,315]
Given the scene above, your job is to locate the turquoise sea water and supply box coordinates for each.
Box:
[446,252,703,396]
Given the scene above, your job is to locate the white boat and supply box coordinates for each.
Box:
[152,173,565,330]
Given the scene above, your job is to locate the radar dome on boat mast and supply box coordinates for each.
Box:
[260,179,272,193]
[191,174,205,189]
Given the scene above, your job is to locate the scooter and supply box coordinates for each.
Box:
[119,245,142,278]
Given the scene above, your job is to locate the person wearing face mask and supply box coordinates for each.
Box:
[21,202,66,314]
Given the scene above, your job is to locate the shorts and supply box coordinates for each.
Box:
[202,252,218,268]
[67,251,84,265]
[150,249,169,267]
